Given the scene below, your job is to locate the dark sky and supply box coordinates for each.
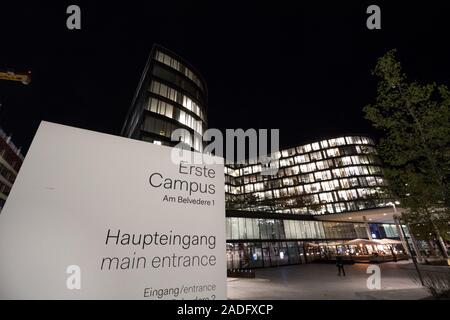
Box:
[1,1,450,154]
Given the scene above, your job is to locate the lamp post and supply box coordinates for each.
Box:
[388,202,410,256]
[387,202,424,286]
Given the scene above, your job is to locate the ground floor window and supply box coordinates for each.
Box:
[226,240,406,269]
[227,241,311,269]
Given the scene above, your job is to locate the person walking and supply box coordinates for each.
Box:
[336,255,346,276]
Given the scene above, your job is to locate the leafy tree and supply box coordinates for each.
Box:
[225,196,239,210]
[363,50,450,256]
[243,193,260,209]
[226,193,261,210]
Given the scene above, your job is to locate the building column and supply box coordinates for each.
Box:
[406,223,424,262]
[394,215,411,257]
[362,216,378,254]
[362,216,372,240]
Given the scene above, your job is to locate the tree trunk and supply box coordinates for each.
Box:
[427,240,437,256]
[430,217,449,259]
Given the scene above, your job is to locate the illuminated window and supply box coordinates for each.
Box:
[357,188,376,198]
[328,139,338,147]
[351,155,367,165]
[310,183,321,192]
[334,203,347,213]
[376,177,385,186]
[368,166,382,175]
[311,142,320,151]
[321,180,339,191]
[310,151,323,161]
[296,146,305,154]
[295,185,304,195]
[335,137,346,146]
[280,188,289,197]
[285,166,300,176]
[347,137,358,145]
[316,160,329,170]
[326,148,340,157]
[332,168,344,178]
[148,97,174,118]
[349,178,359,187]
[283,178,293,186]
[341,156,353,166]
[314,170,332,181]
[300,163,316,173]
[254,183,264,191]
[304,144,312,153]
[300,173,314,183]
[150,80,205,121]
[280,158,295,167]
[294,154,309,164]
[319,192,334,203]
[338,190,358,201]
[155,50,205,92]
[339,178,350,188]
[360,137,372,145]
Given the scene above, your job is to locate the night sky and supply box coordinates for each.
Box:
[1,1,450,154]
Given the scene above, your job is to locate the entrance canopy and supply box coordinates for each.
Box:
[316,207,403,223]
[345,238,380,246]
[375,238,403,245]
[344,238,402,246]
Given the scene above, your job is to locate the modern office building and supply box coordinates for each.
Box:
[121,44,208,152]
[224,136,408,269]
[0,128,24,212]
[122,46,408,270]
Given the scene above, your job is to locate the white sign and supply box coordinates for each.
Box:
[0,121,226,299]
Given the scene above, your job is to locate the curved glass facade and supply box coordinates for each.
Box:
[225,218,400,269]
[225,135,392,215]
[224,136,403,269]
[226,217,399,241]
[122,45,207,152]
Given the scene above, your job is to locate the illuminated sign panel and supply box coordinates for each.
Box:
[0,121,226,299]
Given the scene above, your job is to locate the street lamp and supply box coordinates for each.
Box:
[387,201,424,286]
[387,201,408,254]
[386,201,400,212]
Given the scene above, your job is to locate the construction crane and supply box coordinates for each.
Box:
[0,70,31,85]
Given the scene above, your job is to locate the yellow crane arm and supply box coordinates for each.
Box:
[0,71,31,85]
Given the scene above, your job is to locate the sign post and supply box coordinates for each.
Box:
[0,121,226,299]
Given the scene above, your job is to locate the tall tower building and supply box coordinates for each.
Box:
[122,44,208,152]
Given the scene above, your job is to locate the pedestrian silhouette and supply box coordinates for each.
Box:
[336,255,346,276]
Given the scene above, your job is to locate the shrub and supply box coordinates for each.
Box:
[415,271,450,299]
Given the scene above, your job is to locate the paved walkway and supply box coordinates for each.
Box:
[227,261,433,300]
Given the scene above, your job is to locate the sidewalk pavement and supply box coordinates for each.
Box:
[227,261,433,300]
